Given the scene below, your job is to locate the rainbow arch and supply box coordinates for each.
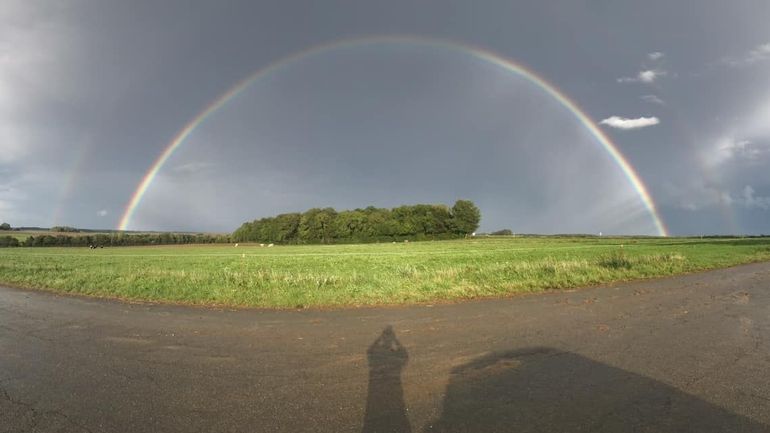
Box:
[117,35,668,236]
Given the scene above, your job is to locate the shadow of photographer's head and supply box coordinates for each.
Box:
[367,325,408,374]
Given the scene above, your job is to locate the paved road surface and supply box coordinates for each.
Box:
[2,262,770,432]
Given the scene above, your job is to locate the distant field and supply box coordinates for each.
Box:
[3,230,53,241]
[5,230,122,241]
[1,237,769,308]
[5,233,30,241]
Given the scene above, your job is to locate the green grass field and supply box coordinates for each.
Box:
[1,237,769,308]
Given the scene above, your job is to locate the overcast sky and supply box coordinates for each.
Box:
[2,0,769,235]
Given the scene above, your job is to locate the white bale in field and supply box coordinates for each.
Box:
[268,243,274,247]
[260,243,265,247]
[234,243,239,247]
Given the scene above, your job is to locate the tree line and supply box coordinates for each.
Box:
[232,200,481,244]
[50,226,79,232]
[1,233,231,248]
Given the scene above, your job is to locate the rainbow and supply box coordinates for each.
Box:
[51,140,91,227]
[118,35,668,235]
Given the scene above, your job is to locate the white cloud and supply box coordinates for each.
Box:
[617,69,666,84]
[600,116,660,130]
[707,136,769,167]
[97,209,108,217]
[668,182,770,213]
[721,42,770,67]
[648,52,664,61]
[641,94,665,105]
[721,139,763,161]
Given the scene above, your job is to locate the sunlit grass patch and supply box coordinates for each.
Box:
[0,237,769,308]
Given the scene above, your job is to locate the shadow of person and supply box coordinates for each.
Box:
[361,325,412,433]
[423,347,769,433]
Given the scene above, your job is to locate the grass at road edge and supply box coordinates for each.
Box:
[1,237,769,309]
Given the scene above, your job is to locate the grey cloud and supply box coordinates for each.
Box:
[2,0,770,234]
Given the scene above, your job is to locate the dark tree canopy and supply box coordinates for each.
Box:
[491,229,513,236]
[18,233,230,248]
[232,200,482,244]
[0,222,10,231]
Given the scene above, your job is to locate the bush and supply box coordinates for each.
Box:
[0,236,20,247]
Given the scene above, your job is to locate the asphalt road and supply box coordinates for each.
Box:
[2,262,770,432]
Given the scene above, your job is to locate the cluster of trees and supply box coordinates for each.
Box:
[0,222,11,231]
[50,226,79,232]
[490,229,513,236]
[232,200,481,244]
[14,233,231,248]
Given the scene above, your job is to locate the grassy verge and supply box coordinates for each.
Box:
[1,237,769,308]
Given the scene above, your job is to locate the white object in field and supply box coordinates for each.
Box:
[268,243,274,247]
[599,232,603,236]
[234,243,239,247]
[472,232,476,237]
[260,243,265,247]
[242,253,245,258]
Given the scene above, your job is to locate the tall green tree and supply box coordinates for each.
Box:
[299,208,338,243]
[451,200,481,235]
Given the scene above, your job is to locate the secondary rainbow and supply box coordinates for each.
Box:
[118,35,668,235]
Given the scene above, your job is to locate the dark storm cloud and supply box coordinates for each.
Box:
[1,0,769,234]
